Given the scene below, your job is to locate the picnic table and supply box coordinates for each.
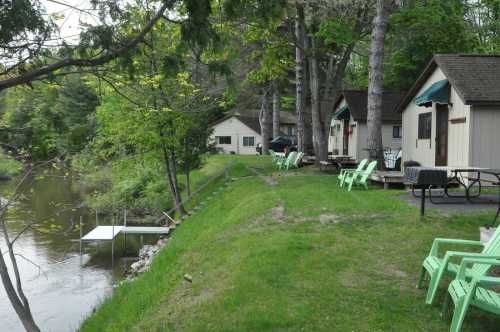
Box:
[319,155,356,171]
[413,167,500,225]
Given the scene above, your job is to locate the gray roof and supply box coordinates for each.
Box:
[210,110,296,135]
[233,109,297,124]
[396,54,500,112]
[334,90,405,123]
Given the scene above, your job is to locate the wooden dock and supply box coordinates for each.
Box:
[80,225,170,267]
[370,171,405,189]
[81,226,169,241]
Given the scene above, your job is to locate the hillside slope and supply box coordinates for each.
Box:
[80,157,498,332]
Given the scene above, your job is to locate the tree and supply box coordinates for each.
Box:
[0,161,54,332]
[0,76,99,159]
[272,80,281,139]
[259,87,272,155]
[366,0,397,168]
[295,0,308,153]
[304,0,373,163]
[384,0,474,90]
[0,0,215,91]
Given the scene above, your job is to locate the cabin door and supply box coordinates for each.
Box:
[342,119,349,156]
[435,105,449,166]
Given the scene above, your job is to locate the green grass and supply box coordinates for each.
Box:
[80,156,500,332]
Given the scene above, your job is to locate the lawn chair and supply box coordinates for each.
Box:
[344,160,377,191]
[417,226,500,305]
[277,151,297,170]
[338,159,368,187]
[442,257,500,332]
[284,152,304,170]
[269,149,278,162]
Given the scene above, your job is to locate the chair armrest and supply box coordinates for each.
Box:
[476,276,500,287]
[445,251,498,259]
[430,238,484,256]
[457,258,500,279]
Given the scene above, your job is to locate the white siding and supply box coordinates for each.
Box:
[349,118,359,159]
[329,98,348,154]
[329,98,402,162]
[447,88,471,167]
[402,68,444,166]
[355,123,402,161]
[210,117,261,155]
[401,67,471,167]
[470,106,500,169]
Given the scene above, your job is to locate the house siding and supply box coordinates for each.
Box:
[402,66,472,168]
[210,117,261,155]
[329,98,402,162]
[403,67,444,167]
[470,105,500,169]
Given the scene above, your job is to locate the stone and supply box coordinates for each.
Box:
[183,273,193,283]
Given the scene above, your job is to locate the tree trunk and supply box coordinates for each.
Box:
[259,88,272,155]
[185,163,191,198]
[309,38,328,164]
[295,0,307,153]
[162,146,186,216]
[367,0,392,170]
[0,214,40,332]
[272,80,281,139]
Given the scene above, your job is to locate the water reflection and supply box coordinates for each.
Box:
[0,172,120,332]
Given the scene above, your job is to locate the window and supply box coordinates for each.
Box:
[418,112,432,139]
[287,126,294,136]
[243,136,255,147]
[216,136,231,145]
[392,126,402,139]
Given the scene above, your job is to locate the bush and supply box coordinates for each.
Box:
[0,156,23,178]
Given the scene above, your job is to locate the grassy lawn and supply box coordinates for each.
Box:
[80,155,499,332]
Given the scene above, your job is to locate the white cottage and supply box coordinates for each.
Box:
[329,90,405,161]
[397,54,500,169]
[210,110,297,155]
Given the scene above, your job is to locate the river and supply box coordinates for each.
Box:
[0,172,127,332]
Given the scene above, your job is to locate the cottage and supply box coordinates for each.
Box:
[396,54,500,169]
[210,110,297,155]
[329,90,405,161]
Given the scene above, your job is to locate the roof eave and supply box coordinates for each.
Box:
[396,58,438,113]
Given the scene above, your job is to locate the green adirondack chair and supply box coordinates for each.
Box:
[283,152,303,170]
[338,159,368,188]
[277,151,297,170]
[269,149,278,162]
[442,257,500,332]
[343,160,377,191]
[417,226,500,305]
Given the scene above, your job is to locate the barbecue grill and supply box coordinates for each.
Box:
[405,167,448,218]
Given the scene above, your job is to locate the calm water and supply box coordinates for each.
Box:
[0,172,124,332]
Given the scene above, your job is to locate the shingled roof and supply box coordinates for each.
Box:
[396,54,500,112]
[334,90,405,123]
[210,109,297,135]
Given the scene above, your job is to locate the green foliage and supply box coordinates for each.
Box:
[384,0,476,90]
[0,155,22,177]
[0,0,52,45]
[0,76,99,159]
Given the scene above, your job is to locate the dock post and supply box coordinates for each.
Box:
[79,216,83,266]
[123,209,127,255]
[95,209,99,252]
[111,213,115,268]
